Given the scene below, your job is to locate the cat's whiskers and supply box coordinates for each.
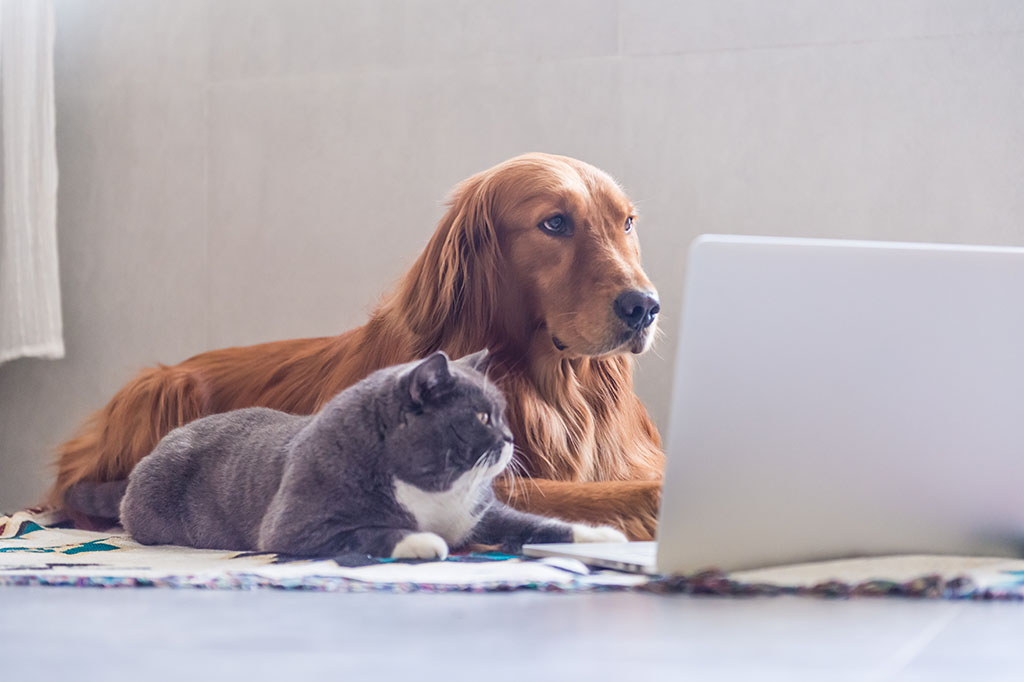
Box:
[469,457,493,508]
[501,446,531,502]
[502,468,518,503]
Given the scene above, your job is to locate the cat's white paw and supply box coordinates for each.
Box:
[571,524,629,544]
[391,532,449,560]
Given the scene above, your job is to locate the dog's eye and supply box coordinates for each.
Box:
[625,216,635,233]
[539,215,572,237]
[476,412,490,425]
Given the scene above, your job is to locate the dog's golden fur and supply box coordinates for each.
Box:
[51,153,665,539]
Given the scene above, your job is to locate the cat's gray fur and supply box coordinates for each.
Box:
[66,350,626,559]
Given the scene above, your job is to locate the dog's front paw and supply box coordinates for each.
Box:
[391,532,449,560]
[571,524,629,543]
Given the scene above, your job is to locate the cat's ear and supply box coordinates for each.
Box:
[457,348,491,375]
[409,351,453,404]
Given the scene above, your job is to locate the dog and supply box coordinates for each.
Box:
[51,153,665,539]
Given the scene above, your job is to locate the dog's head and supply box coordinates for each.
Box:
[404,153,659,359]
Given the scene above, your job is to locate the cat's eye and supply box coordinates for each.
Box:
[625,216,635,233]
[476,412,490,425]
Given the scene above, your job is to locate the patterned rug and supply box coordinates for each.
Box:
[3,509,1024,599]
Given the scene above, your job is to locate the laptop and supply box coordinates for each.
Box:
[524,234,1024,574]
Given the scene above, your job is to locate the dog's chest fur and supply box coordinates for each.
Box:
[393,471,489,546]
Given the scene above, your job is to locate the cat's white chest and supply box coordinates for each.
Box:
[393,471,488,547]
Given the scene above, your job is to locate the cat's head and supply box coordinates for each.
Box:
[383,349,513,492]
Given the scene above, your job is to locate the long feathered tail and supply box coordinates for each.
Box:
[49,365,205,511]
[63,480,130,520]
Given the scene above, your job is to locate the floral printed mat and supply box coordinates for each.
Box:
[3,509,1024,599]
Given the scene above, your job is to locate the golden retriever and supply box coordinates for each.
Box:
[51,153,665,539]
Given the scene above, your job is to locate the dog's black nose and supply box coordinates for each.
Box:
[614,290,660,331]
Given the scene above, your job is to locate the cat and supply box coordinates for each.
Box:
[64,349,627,560]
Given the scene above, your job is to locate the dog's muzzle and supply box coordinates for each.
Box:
[614,290,660,332]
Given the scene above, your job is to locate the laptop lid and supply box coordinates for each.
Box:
[655,235,1024,574]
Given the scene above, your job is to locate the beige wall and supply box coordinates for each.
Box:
[2,0,1022,510]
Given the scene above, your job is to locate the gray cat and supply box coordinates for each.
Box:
[65,350,626,560]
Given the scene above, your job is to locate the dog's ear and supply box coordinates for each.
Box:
[397,172,501,355]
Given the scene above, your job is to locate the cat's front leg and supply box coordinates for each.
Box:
[260,514,449,561]
[568,524,630,543]
[390,532,449,560]
[472,503,628,553]
[340,527,449,560]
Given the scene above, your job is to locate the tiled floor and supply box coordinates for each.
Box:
[2,587,1021,681]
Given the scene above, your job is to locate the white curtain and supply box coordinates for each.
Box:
[0,0,61,365]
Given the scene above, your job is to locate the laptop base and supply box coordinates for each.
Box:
[522,541,658,574]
